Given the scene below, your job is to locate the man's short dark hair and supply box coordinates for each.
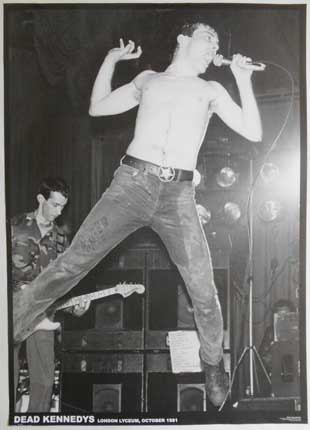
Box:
[38,177,69,200]
[179,22,217,38]
[169,22,218,59]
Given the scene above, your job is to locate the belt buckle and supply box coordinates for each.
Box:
[158,166,176,182]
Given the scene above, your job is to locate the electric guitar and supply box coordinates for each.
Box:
[55,282,145,311]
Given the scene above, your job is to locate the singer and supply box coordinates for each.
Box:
[13,22,262,408]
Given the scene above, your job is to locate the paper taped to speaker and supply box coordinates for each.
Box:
[168,330,203,373]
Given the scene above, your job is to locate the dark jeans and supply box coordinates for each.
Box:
[14,331,55,412]
[14,163,223,365]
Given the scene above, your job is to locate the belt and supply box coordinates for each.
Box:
[121,155,194,183]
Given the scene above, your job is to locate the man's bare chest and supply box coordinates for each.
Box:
[141,75,212,109]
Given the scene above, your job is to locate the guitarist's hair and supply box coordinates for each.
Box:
[38,177,69,200]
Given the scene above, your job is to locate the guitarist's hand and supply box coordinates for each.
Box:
[72,299,91,317]
[34,317,60,332]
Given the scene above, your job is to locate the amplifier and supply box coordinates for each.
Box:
[61,351,179,374]
[271,340,300,397]
[62,352,143,373]
[274,312,299,342]
[146,352,171,373]
[62,330,173,351]
[237,396,301,412]
[93,383,122,412]
[145,330,169,350]
[177,383,206,412]
[62,330,143,351]
[147,372,205,413]
[61,373,142,413]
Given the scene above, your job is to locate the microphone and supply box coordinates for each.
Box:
[213,54,266,71]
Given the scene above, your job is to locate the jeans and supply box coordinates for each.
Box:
[13,163,224,365]
[14,331,55,412]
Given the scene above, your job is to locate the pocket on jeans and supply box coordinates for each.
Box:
[114,164,139,178]
[109,165,144,198]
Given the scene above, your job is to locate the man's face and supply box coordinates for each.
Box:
[186,25,219,74]
[40,191,68,223]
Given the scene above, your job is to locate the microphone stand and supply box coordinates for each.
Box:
[219,158,272,411]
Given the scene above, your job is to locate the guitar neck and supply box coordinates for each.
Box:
[57,286,119,310]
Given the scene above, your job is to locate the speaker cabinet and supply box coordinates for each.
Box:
[95,297,123,329]
[62,352,143,373]
[61,373,141,413]
[271,340,300,397]
[177,383,206,412]
[147,372,205,413]
[149,269,178,329]
[93,384,121,412]
[149,268,229,330]
[95,269,143,330]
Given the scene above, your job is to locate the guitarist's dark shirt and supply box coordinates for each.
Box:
[11,212,69,292]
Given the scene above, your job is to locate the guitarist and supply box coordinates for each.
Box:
[11,177,90,412]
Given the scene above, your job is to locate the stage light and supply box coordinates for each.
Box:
[223,202,241,225]
[258,200,284,223]
[260,162,280,184]
[193,169,202,187]
[196,204,211,225]
[216,167,237,188]
[280,151,300,203]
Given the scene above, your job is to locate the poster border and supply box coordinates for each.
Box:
[0,1,309,429]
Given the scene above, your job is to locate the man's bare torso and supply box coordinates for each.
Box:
[127,71,217,170]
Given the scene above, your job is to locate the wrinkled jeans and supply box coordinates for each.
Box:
[13,163,224,365]
[14,331,55,412]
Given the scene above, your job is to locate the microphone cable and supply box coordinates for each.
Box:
[243,60,296,300]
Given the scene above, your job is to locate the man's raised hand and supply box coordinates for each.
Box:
[107,38,142,63]
[230,53,254,79]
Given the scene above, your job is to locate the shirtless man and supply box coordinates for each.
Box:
[13,22,262,407]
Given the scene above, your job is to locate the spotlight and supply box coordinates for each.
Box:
[258,200,284,222]
[193,169,202,187]
[223,202,241,225]
[196,204,211,225]
[216,167,237,188]
[260,162,280,184]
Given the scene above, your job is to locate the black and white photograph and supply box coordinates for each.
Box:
[2,1,308,427]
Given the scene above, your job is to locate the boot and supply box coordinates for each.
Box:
[203,360,228,407]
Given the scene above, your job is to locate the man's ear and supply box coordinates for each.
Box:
[177,34,188,46]
[37,194,45,205]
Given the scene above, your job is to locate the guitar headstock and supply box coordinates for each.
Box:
[115,282,145,298]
